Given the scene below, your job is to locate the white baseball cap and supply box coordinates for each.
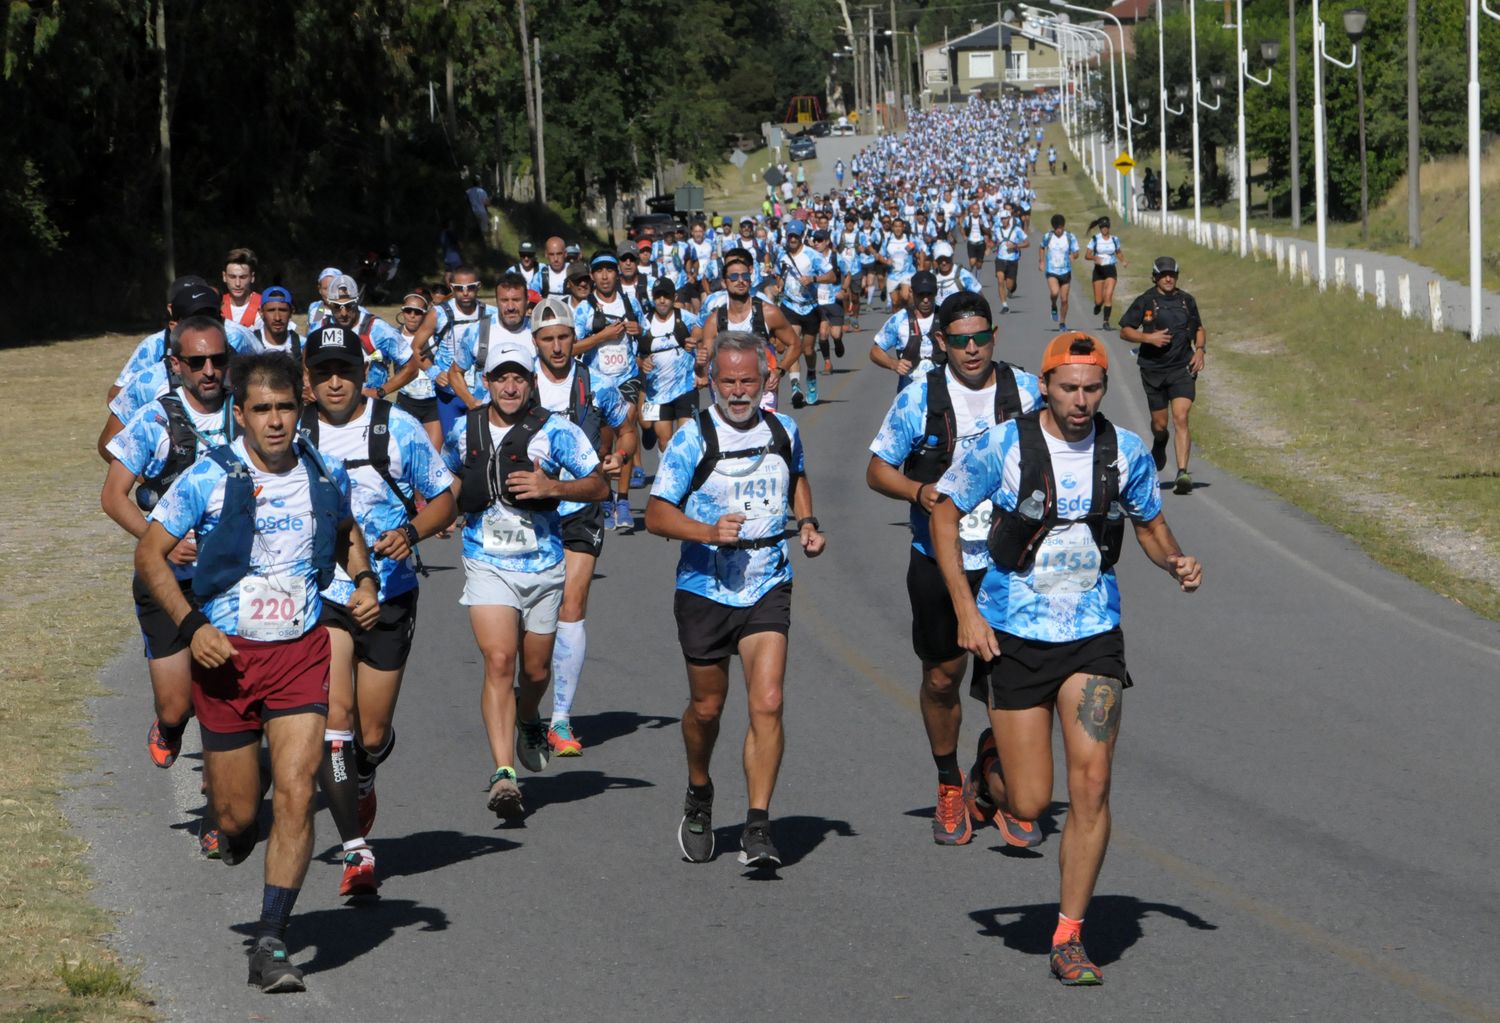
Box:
[529,297,574,333]
[931,240,955,260]
[483,336,537,377]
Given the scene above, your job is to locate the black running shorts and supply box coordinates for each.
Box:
[1091,265,1118,282]
[1139,364,1197,411]
[561,503,606,558]
[318,588,419,671]
[907,548,985,664]
[674,582,792,664]
[396,394,440,424]
[969,626,1130,711]
[134,573,199,660]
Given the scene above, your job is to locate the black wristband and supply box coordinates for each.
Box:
[353,570,380,590]
[400,521,420,548]
[178,609,211,643]
[797,516,821,532]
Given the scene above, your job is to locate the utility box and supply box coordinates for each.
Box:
[674,185,705,215]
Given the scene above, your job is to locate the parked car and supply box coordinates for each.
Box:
[788,135,817,161]
[627,212,677,241]
[831,120,855,136]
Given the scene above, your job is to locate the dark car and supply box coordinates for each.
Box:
[628,212,677,241]
[804,121,830,138]
[788,135,817,161]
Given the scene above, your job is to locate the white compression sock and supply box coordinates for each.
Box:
[551,619,586,722]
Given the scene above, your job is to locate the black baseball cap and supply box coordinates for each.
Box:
[651,277,677,298]
[169,277,219,320]
[910,270,939,295]
[1152,256,1180,277]
[304,325,365,367]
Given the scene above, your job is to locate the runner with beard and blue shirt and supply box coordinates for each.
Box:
[254,287,302,364]
[865,292,1042,849]
[1039,215,1080,330]
[101,317,237,857]
[992,210,1029,313]
[134,352,378,993]
[700,247,798,414]
[931,331,1201,987]
[870,270,940,390]
[442,336,608,821]
[774,218,835,409]
[531,298,636,757]
[645,331,826,870]
[298,325,456,898]
[878,217,921,315]
[314,274,419,399]
[573,251,647,532]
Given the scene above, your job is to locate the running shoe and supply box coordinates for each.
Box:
[247,937,305,993]
[849,319,861,332]
[516,718,551,772]
[357,779,378,837]
[790,380,805,408]
[995,805,1044,848]
[965,728,1043,848]
[1174,470,1193,495]
[629,466,647,489]
[806,377,819,405]
[1049,937,1103,986]
[603,498,617,531]
[738,820,781,868]
[147,718,180,769]
[834,337,846,358]
[1093,302,1102,315]
[1000,303,1010,314]
[933,779,973,845]
[197,819,221,860]
[614,496,635,534]
[486,767,524,820]
[823,356,832,374]
[339,847,378,897]
[677,788,715,863]
[547,719,583,756]
[1058,322,1068,331]
[1151,433,1169,471]
[1051,305,1059,322]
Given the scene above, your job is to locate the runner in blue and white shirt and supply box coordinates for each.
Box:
[930,241,984,302]
[1083,216,1127,331]
[686,220,721,311]
[1039,214,1080,329]
[878,217,921,314]
[871,270,940,389]
[774,218,835,408]
[992,210,1029,313]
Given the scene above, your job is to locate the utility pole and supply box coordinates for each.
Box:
[1288,0,1300,227]
[869,7,878,131]
[154,0,174,284]
[889,0,898,123]
[1406,0,1420,246]
[443,0,458,140]
[534,36,547,204]
[517,0,539,200]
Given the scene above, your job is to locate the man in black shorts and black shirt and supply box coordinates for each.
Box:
[1118,256,1206,494]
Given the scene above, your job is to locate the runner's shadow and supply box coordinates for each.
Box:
[968,894,1217,965]
[232,898,449,974]
[1159,480,1211,493]
[569,710,679,748]
[711,814,857,873]
[313,829,521,878]
[520,769,653,809]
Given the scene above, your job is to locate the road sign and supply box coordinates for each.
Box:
[729,149,748,169]
[1113,153,1136,174]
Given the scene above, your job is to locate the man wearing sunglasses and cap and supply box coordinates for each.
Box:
[441,332,609,821]
[317,273,420,401]
[866,292,1041,848]
[101,316,238,836]
[1117,255,1206,495]
[931,330,1201,987]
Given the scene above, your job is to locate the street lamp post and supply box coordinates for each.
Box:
[1470,0,1499,340]
[1050,20,1115,203]
[1311,1,1363,290]
[1352,18,1369,242]
[1186,0,1226,242]
[1048,0,1139,219]
[1235,0,1279,256]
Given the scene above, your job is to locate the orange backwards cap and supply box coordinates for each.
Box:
[1040,331,1110,375]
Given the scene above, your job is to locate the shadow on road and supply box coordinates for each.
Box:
[712,814,857,871]
[569,710,679,748]
[520,769,654,810]
[968,894,1217,965]
[312,829,522,878]
[233,897,450,974]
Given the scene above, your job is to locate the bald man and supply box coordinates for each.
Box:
[532,237,571,300]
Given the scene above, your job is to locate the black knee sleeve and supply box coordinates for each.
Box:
[355,729,396,777]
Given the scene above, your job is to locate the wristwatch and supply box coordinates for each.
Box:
[353,570,380,591]
[374,386,387,399]
[797,516,821,532]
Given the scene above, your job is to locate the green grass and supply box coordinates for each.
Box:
[1131,145,1500,293]
[1043,125,1500,619]
[0,333,156,1021]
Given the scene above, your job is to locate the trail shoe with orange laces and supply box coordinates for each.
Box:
[147,718,182,768]
[1050,937,1103,985]
[965,728,1043,848]
[933,777,973,845]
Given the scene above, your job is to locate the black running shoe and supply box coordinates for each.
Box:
[1151,433,1169,472]
[1174,470,1194,495]
[834,337,845,359]
[738,820,782,868]
[677,788,715,863]
[1093,302,1102,315]
[247,937,305,993]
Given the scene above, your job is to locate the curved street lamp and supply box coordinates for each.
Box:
[1311,0,1363,289]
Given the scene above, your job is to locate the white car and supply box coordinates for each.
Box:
[832,121,855,136]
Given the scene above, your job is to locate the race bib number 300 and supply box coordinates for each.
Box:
[237,573,305,641]
[597,341,630,376]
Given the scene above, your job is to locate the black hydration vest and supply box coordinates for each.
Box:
[682,408,795,550]
[560,364,603,453]
[134,394,237,511]
[715,297,768,339]
[298,401,418,520]
[901,311,944,369]
[986,411,1124,574]
[902,365,1024,485]
[589,293,638,337]
[439,301,493,373]
[457,403,559,515]
[255,328,302,362]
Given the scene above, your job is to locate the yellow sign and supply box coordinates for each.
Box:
[1113,153,1136,174]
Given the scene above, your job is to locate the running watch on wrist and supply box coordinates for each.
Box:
[353,570,379,591]
[374,386,386,399]
[797,516,821,532]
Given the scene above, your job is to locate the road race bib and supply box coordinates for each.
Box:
[482,505,539,555]
[1031,528,1101,595]
[728,459,785,521]
[237,573,305,641]
[641,399,662,422]
[959,500,994,544]
[597,340,630,376]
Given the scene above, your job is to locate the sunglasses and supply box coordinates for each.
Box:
[330,299,358,310]
[401,305,428,315]
[453,283,480,292]
[724,272,753,282]
[946,330,994,350]
[178,352,230,370]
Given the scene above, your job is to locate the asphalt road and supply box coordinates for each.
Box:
[71,250,1500,1021]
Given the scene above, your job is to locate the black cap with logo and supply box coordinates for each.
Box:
[304,325,366,367]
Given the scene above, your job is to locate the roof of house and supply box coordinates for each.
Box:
[1110,0,1157,21]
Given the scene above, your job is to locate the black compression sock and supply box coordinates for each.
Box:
[256,884,300,943]
[746,807,770,827]
[1103,305,1112,322]
[317,734,363,843]
[158,717,189,745]
[934,751,962,786]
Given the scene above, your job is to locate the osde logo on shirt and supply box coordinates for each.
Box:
[255,511,306,534]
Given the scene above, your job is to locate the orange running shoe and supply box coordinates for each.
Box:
[966,728,1043,848]
[147,719,181,769]
[933,778,973,845]
[547,720,583,757]
[339,847,378,897]
[1050,937,1102,985]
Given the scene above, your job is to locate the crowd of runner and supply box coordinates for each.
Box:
[97,94,1207,994]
